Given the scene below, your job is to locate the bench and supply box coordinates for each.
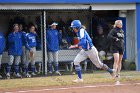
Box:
[1,50,89,73]
[58,49,88,71]
[1,51,43,74]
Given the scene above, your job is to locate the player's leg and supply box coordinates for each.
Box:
[73,50,88,82]
[117,48,124,77]
[0,55,2,78]
[14,56,22,78]
[23,49,31,77]
[113,53,119,77]
[31,47,36,76]
[53,51,61,75]
[21,46,26,73]
[88,46,114,76]
[6,55,14,78]
[48,52,53,74]
[117,54,123,77]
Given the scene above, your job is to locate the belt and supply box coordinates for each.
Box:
[83,47,92,51]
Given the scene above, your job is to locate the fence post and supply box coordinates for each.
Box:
[41,10,47,75]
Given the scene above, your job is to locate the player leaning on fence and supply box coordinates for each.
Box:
[0,31,5,78]
[69,20,115,83]
[107,20,124,79]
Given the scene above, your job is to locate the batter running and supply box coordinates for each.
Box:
[69,20,114,83]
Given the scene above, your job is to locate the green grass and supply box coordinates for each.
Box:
[0,71,140,90]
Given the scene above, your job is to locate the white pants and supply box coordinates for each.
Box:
[48,51,58,66]
[25,47,36,67]
[8,55,21,65]
[74,46,104,69]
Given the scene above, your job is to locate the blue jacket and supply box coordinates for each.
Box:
[77,28,93,50]
[8,32,22,56]
[19,31,26,46]
[46,28,59,52]
[25,32,37,50]
[0,32,5,54]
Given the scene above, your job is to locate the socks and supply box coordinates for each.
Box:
[48,63,52,72]
[55,65,58,72]
[75,65,82,79]
[107,68,113,73]
[14,65,19,74]
[6,64,11,73]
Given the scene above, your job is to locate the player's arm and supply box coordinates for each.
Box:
[25,34,31,51]
[69,29,86,49]
[107,29,119,41]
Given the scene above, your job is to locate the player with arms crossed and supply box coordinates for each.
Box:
[69,20,114,83]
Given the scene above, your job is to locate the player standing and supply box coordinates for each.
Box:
[69,20,114,83]
[19,24,27,73]
[108,20,124,78]
[46,22,61,75]
[24,25,37,77]
[6,24,22,78]
[0,32,5,78]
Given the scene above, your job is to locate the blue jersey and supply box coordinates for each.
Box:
[25,32,37,50]
[77,28,93,50]
[8,32,22,55]
[46,28,59,52]
[19,31,26,46]
[0,32,5,54]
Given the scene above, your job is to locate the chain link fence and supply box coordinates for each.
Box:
[0,10,137,79]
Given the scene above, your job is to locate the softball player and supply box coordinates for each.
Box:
[24,25,37,77]
[108,20,124,78]
[0,32,5,78]
[6,24,22,78]
[19,24,27,72]
[69,20,114,83]
[46,22,61,75]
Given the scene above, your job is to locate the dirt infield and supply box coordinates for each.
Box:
[3,82,140,93]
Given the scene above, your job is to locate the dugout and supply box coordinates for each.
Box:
[0,0,139,74]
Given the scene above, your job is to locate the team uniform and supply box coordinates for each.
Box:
[24,32,37,77]
[107,27,124,54]
[46,26,61,75]
[7,31,22,78]
[70,20,114,82]
[19,31,27,70]
[0,32,5,78]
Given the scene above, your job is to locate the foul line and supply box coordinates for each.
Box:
[5,83,140,93]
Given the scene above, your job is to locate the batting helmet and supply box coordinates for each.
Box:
[71,20,82,29]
